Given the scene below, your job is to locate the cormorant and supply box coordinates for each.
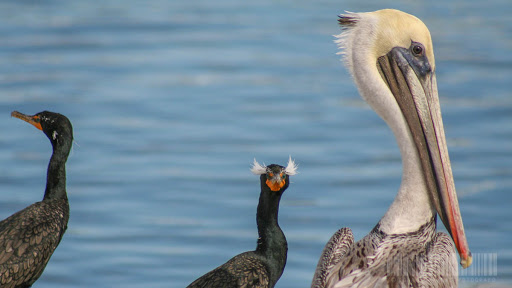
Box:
[0,111,73,288]
[187,158,297,288]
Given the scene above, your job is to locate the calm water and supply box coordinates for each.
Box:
[0,0,510,287]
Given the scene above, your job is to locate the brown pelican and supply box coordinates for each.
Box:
[311,9,472,287]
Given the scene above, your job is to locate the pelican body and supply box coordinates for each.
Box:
[312,9,471,288]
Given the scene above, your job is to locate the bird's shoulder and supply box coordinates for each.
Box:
[187,251,270,288]
[312,227,354,288]
[418,232,458,287]
[0,199,69,284]
[328,226,447,288]
[0,199,69,235]
[327,236,391,287]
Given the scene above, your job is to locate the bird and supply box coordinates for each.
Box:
[0,111,73,288]
[311,9,472,288]
[186,157,297,288]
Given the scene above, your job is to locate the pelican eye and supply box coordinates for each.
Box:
[411,43,424,57]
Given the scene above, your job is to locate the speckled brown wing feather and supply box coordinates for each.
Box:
[323,229,381,287]
[187,252,271,288]
[418,232,458,288]
[0,199,69,288]
[312,228,354,288]
[324,219,448,288]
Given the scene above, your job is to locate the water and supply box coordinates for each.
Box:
[0,0,510,287]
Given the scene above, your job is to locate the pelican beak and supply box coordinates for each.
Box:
[11,111,43,131]
[377,47,472,268]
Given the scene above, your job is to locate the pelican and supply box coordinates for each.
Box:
[312,9,472,287]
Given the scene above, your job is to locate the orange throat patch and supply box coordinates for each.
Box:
[266,179,285,192]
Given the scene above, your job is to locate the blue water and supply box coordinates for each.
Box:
[0,1,510,287]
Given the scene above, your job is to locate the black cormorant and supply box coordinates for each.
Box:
[0,111,73,288]
[187,158,297,288]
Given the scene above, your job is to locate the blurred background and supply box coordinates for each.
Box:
[0,0,510,287]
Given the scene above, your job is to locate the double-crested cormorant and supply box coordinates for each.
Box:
[187,158,297,288]
[311,9,471,287]
[0,111,72,288]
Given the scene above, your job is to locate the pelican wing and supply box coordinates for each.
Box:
[418,233,458,287]
[312,228,354,288]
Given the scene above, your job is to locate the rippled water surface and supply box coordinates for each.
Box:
[0,1,510,287]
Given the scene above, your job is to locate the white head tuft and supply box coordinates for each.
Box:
[334,11,361,72]
[250,159,267,175]
[250,157,298,176]
[285,156,298,175]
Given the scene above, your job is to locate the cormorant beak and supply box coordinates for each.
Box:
[378,48,472,268]
[12,111,43,131]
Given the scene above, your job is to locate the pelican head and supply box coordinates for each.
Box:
[336,9,471,268]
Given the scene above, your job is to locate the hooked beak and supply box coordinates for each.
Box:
[377,48,472,268]
[11,111,43,131]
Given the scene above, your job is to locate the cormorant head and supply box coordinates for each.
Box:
[251,157,298,193]
[12,110,73,148]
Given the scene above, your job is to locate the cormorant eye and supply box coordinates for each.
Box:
[268,173,274,178]
[280,173,285,179]
[411,44,424,57]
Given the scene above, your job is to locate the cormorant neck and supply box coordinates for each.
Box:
[256,189,284,252]
[255,181,287,283]
[44,141,70,201]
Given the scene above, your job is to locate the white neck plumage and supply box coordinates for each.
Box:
[340,21,435,235]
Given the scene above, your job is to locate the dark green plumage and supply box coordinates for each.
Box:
[187,252,271,288]
[0,111,72,288]
[187,162,295,288]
